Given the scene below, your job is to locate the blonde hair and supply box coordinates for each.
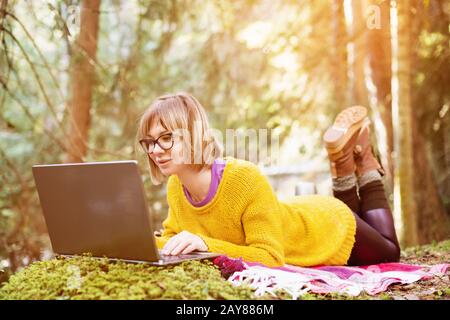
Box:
[136,92,223,185]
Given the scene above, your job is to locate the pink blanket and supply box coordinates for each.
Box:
[212,256,449,298]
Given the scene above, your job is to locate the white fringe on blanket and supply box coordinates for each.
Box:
[228,266,361,299]
[227,263,449,299]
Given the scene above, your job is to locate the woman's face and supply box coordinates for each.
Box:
[146,121,185,177]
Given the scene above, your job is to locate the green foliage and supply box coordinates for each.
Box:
[0,0,336,274]
[0,255,255,300]
[1,0,449,278]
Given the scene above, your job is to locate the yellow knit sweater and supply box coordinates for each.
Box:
[155,157,356,267]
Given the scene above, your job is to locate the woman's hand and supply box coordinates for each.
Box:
[162,231,208,255]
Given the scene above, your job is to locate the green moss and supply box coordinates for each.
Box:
[0,255,255,300]
[2,240,448,300]
[378,293,392,300]
[435,288,450,299]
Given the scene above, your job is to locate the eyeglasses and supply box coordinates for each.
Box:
[139,133,174,154]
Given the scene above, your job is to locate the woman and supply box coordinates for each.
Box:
[137,92,400,267]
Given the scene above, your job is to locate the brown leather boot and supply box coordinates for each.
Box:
[353,120,385,177]
[324,106,368,178]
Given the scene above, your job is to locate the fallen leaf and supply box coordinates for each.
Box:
[420,289,436,295]
[400,284,416,291]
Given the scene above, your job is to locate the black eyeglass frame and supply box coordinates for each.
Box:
[139,133,174,154]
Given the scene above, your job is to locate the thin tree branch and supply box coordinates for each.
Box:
[7,12,66,102]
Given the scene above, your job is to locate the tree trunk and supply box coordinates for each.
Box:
[411,125,450,243]
[0,0,7,26]
[65,0,101,163]
[366,0,394,195]
[331,0,348,110]
[395,0,419,246]
[409,0,450,243]
[350,0,369,108]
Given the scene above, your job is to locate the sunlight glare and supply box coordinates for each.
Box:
[237,21,273,49]
[270,51,299,71]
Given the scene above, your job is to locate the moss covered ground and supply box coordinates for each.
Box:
[1,240,449,300]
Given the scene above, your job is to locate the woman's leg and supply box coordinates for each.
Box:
[326,110,362,213]
[332,173,400,265]
[324,106,400,265]
[332,179,360,214]
[349,123,400,265]
[348,209,400,265]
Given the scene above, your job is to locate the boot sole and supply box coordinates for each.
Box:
[324,106,368,154]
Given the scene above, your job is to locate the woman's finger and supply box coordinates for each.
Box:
[171,240,190,255]
[162,235,180,254]
[181,244,197,255]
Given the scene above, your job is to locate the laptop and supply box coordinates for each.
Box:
[32,160,221,265]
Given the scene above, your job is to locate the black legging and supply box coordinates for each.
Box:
[348,208,401,265]
[334,181,401,266]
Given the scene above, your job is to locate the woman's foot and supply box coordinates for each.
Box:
[353,120,384,177]
[323,106,368,153]
[324,106,368,178]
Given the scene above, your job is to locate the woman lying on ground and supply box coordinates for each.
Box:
[137,93,400,267]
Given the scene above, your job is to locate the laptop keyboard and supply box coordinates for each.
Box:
[158,250,212,262]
